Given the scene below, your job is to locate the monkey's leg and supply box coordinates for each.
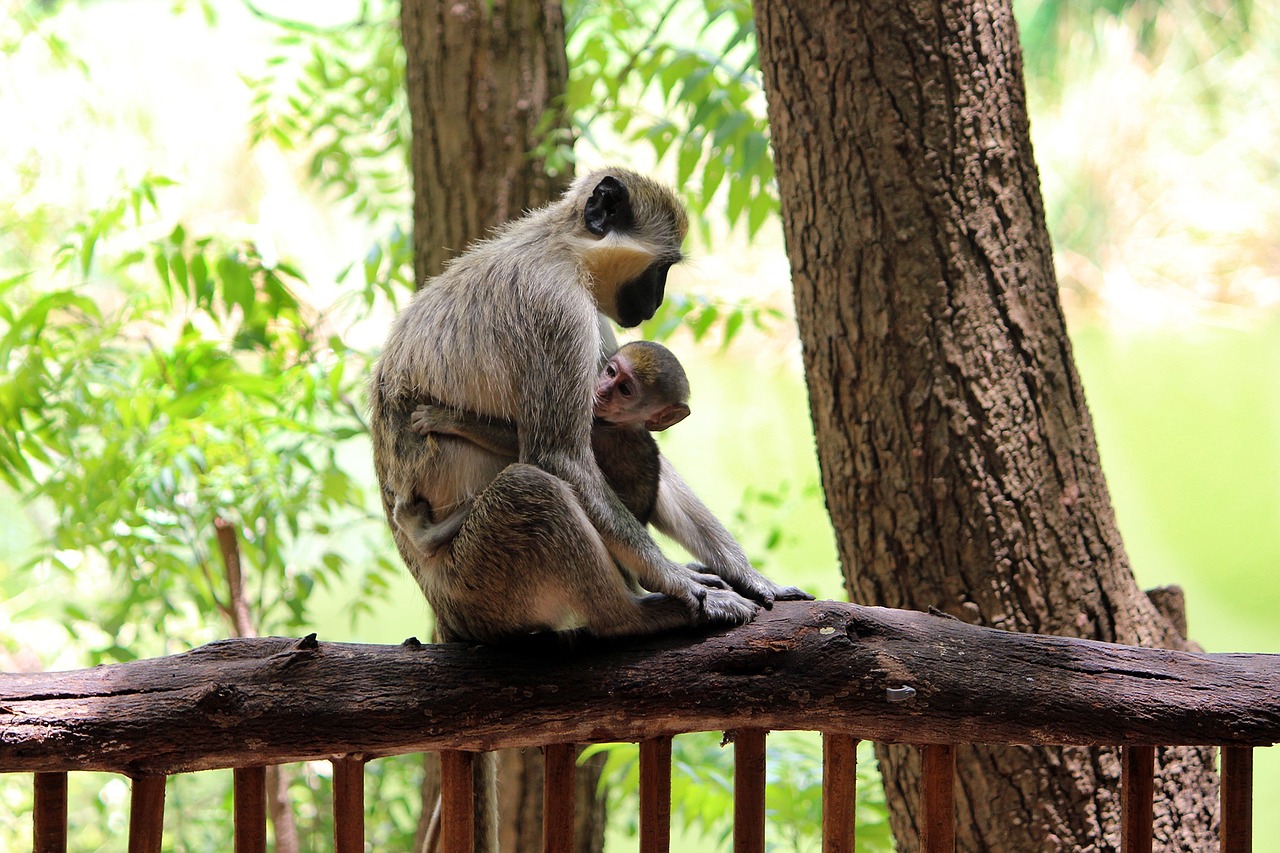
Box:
[445,464,714,641]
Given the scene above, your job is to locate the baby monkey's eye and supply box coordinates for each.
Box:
[619,382,633,397]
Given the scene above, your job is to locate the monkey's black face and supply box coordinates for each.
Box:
[614,263,670,328]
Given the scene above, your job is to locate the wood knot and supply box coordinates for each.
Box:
[196,683,244,712]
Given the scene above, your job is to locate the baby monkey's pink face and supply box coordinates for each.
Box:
[594,352,689,432]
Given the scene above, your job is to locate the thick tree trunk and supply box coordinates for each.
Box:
[401,0,570,283]
[752,1,1219,850]
[399,2,598,850]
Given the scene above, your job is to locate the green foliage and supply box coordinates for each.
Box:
[1015,0,1254,94]
[592,733,891,852]
[638,290,784,348]
[567,0,778,239]
[245,1,410,224]
[0,175,394,659]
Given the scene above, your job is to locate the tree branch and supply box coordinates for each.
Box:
[2,601,1277,776]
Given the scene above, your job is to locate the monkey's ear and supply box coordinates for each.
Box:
[646,403,690,432]
[584,176,634,236]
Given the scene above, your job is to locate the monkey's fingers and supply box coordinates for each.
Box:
[684,563,731,591]
[773,586,815,602]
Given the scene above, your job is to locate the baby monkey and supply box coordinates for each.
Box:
[409,341,688,549]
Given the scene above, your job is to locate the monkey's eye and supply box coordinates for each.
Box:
[618,382,633,397]
[605,364,617,377]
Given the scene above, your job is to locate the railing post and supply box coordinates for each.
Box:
[640,737,673,853]
[822,733,858,853]
[333,756,366,853]
[440,750,476,853]
[542,743,577,853]
[919,744,955,853]
[128,775,166,853]
[33,772,68,853]
[1221,746,1254,853]
[733,729,767,853]
[1121,745,1155,853]
[233,766,267,853]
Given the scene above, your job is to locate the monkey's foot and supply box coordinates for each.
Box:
[391,493,433,531]
[697,587,760,627]
[409,404,450,436]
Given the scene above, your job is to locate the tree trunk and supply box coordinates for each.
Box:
[399,2,601,850]
[401,0,570,282]
[752,1,1219,850]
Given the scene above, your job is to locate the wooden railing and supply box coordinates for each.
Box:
[3,600,1278,852]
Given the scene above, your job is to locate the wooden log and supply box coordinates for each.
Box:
[639,737,672,853]
[733,729,767,853]
[1221,746,1253,853]
[33,771,67,853]
[919,744,954,853]
[821,734,857,853]
[1120,745,1154,853]
[439,751,475,853]
[542,743,576,853]
[3,602,1279,775]
[332,757,365,853]
[128,776,166,853]
[232,766,266,853]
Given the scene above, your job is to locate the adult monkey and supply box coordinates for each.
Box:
[371,167,803,643]
[370,168,807,851]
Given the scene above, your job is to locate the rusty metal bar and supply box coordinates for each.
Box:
[232,766,267,853]
[440,751,476,853]
[1121,745,1155,853]
[542,743,577,853]
[822,734,858,853]
[332,757,366,853]
[639,737,673,853]
[733,729,767,853]
[1221,746,1254,853]
[33,772,68,853]
[919,745,955,853]
[127,775,166,853]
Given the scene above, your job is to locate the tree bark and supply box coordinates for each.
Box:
[401,0,570,282]
[752,1,1219,850]
[398,2,592,850]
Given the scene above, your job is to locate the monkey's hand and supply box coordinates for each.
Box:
[770,584,816,602]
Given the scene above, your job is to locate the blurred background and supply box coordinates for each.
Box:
[1,0,1276,849]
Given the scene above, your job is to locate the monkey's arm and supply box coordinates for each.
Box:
[410,404,519,458]
[515,300,756,625]
[650,456,814,606]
